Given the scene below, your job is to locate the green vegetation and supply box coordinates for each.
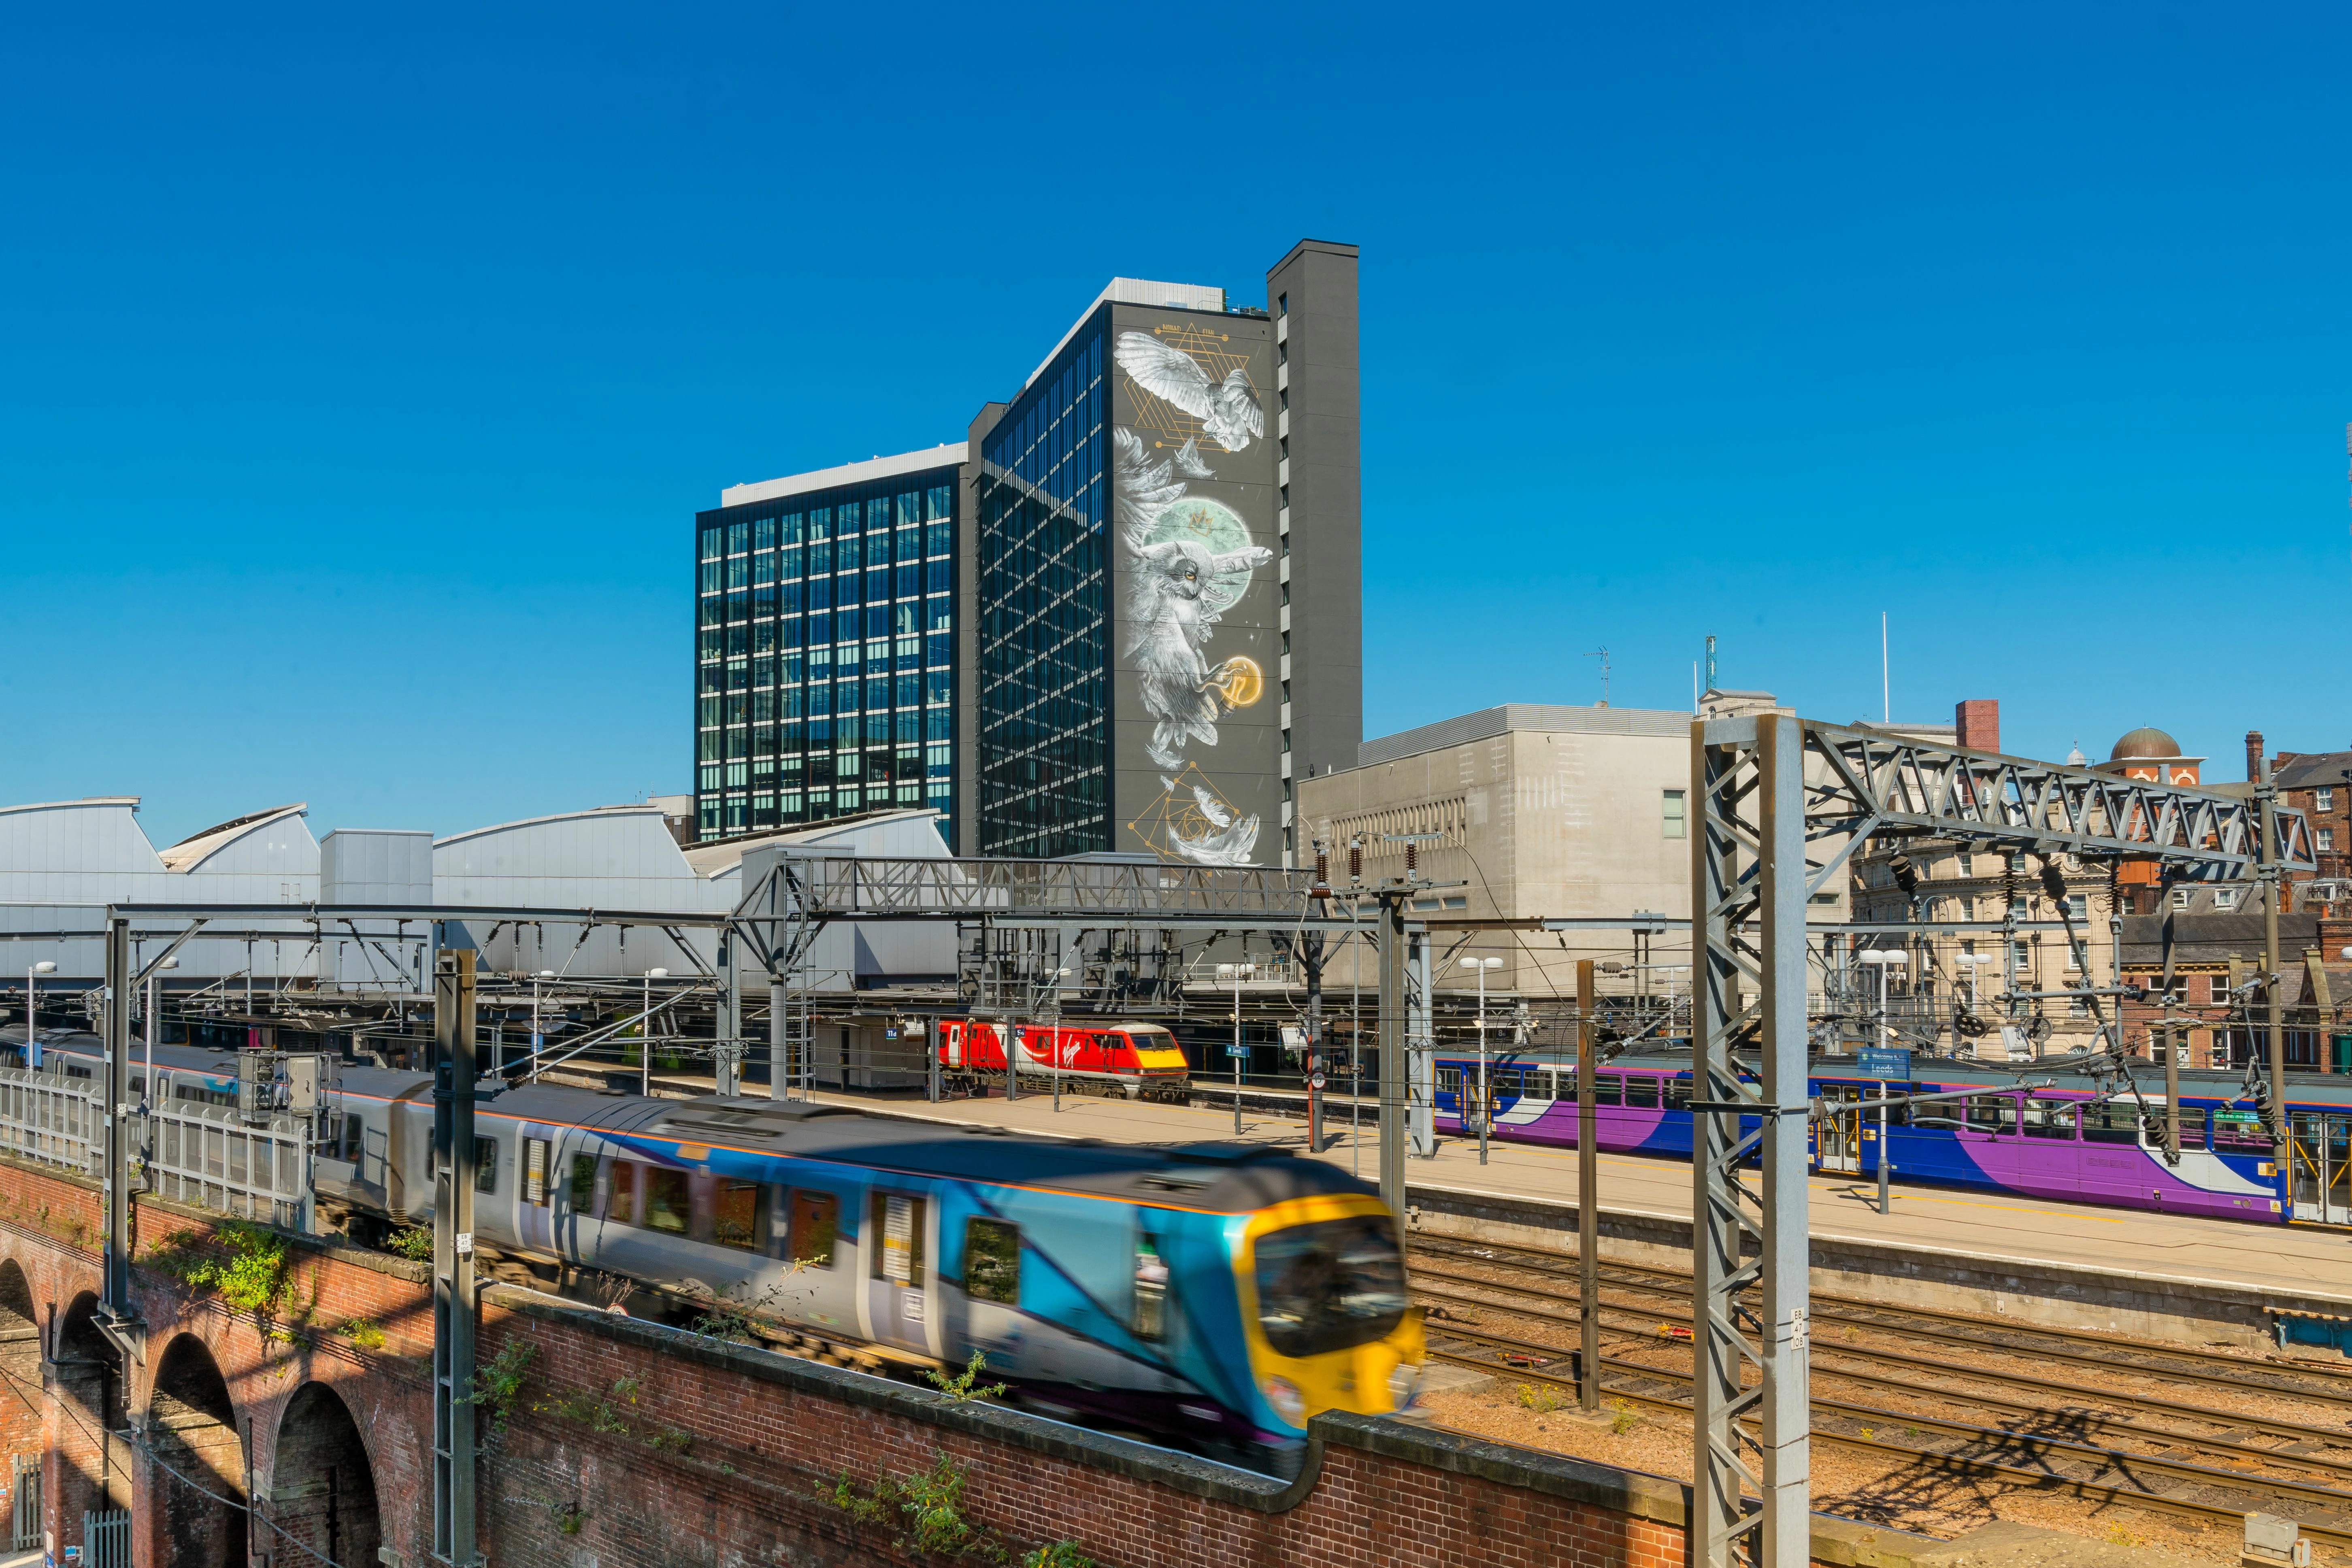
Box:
[1515,1383,1564,1414]
[339,1317,387,1352]
[1608,1398,1641,1436]
[926,1350,1009,1404]
[146,1223,291,1315]
[824,1455,1004,1559]
[386,1226,433,1261]
[460,1339,537,1434]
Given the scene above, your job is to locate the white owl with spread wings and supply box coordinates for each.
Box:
[1113,428,1272,772]
[1113,332,1266,452]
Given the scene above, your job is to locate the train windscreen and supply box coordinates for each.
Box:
[1253,1217,1408,1358]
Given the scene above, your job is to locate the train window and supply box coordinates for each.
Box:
[1622,1077,1660,1110]
[1595,1075,1622,1106]
[789,1189,839,1267]
[340,1117,364,1163]
[2212,1112,2269,1150]
[962,1218,1020,1304]
[569,1153,598,1212]
[610,1160,640,1224]
[2022,1100,2079,1139]
[704,1179,766,1252]
[645,1168,691,1234]
[474,1137,498,1195]
[2081,1102,2142,1145]
[1436,1068,1463,1096]
[1134,1234,1168,1340]
[1554,1070,1576,1102]
[1664,1078,1691,1110]
[1492,1068,1522,1099]
[1253,1216,1409,1358]
[869,1193,927,1284]
[1964,1096,2017,1136]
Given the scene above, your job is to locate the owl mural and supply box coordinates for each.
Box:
[1111,415,1271,866]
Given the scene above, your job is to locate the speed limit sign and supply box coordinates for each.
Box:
[1308,1072,1328,1090]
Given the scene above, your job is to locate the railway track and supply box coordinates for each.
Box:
[1408,1237,2352,1550]
[1411,1234,2352,1411]
[1420,1320,2352,1551]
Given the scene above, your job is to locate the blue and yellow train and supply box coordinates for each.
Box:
[37,1036,1426,1472]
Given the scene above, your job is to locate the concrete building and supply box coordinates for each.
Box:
[697,241,1362,868]
[1296,702,1721,998]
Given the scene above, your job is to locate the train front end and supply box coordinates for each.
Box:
[1233,1194,1424,1450]
[1114,1025,1194,1096]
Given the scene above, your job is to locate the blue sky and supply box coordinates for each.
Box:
[4,4,2347,846]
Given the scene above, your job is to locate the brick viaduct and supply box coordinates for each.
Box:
[0,1152,1924,1568]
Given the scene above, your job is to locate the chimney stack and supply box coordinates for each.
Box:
[2246,730,2265,783]
[1954,699,1999,754]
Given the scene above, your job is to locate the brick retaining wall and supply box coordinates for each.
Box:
[0,1147,1941,1568]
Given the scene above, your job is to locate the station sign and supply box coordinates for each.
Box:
[1856,1047,1911,1079]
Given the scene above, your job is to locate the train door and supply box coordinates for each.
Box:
[1816,1084,1862,1173]
[864,1190,939,1358]
[2289,1113,2352,1225]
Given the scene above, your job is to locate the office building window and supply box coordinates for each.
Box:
[1661,789,1686,838]
[696,474,957,846]
[2320,787,2336,812]
[977,315,1109,857]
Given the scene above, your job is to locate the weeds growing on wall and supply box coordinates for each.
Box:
[385,1227,433,1262]
[145,1224,291,1315]
[818,1452,1094,1565]
[461,1339,537,1436]
[925,1350,1008,1404]
[339,1317,387,1352]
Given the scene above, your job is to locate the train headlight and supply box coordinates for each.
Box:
[1387,1362,1424,1409]
[1260,1376,1306,1425]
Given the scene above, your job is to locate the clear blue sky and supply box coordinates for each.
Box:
[5,4,2347,847]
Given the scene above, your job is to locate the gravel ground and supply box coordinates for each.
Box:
[1422,1387,2251,1565]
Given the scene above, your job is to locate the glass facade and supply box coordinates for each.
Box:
[695,472,958,846]
[976,315,1109,857]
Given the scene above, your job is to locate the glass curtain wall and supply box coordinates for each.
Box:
[976,316,1109,856]
[696,472,957,845]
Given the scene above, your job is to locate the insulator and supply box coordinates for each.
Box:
[1406,842,1418,875]
[1315,847,1329,884]
[1349,838,1362,881]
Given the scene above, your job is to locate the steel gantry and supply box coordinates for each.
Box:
[1688,716,2311,1568]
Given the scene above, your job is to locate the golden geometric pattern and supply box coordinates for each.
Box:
[1128,762,1257,864]
[1123,322,1260,451]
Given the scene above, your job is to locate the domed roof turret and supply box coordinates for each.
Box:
[2110,726,2182,762]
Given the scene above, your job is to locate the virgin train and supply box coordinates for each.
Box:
[1437,1052,2352,1225]
[935,1019,1192,1100]
[29,1033,1424,1472]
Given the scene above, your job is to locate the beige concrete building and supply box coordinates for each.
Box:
[1295,699,1839,998]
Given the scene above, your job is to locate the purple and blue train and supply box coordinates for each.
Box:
[1434,1053,2352,1225]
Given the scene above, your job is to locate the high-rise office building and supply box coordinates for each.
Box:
[695,240,1359,864]
[692,447,964,845]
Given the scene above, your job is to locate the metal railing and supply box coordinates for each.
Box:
[0,1065,310,1229]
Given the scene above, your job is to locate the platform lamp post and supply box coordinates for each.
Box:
[23,961,54,1068]
[1218,962,1256,1136]
[1857,949,1907,1214]
[1049,967,1072,1112]
[641,967,668,1096]
[145,956,179,1111]
[1460,957,1502,1164]
[530,969,555,1080]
